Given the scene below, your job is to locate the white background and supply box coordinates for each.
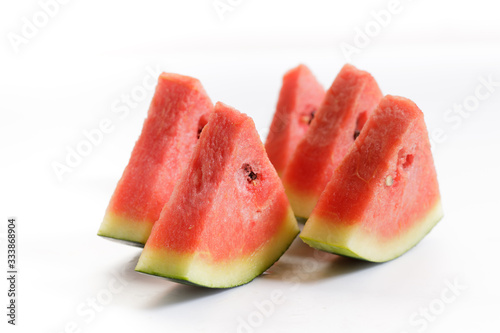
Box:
[1,0,499,332]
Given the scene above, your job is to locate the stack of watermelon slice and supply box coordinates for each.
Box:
[98,64,443,288]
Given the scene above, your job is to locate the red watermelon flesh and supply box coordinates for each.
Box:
[98,73,213,245]
[136,102,299,288]
[265,64,325,176]
[300,95,443,262]
[282,64,383,218]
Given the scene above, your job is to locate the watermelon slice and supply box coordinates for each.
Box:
[300,95,443,262]
[282,64,383,218]
[97,73,213,246]
[135,102,299,288]
[265,64,325,176]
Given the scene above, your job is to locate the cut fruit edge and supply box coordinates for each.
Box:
[300,199,444,262]
[97,212,154,246]
[135,207,299,288]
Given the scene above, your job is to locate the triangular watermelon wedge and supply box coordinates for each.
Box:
[300,95,443,262]
[282,64,383,218]
[98,73,213,246]
[135,102,299,288]
[265,64,325,176]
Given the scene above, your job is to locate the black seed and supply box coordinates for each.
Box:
[197,126,204,139]
[353,130,360,140]
[242,163,258,183]
[308,109,316,125]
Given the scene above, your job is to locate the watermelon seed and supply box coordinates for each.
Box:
[197,126,205,139]
[197,114,210,139]
[307,109,316,125]
[300,108,316,125]
[385,175,394,186]
[243,163,258,183]
[354,111,368,140]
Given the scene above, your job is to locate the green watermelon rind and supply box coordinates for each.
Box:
[97,211,155,246]
[97,234,145,248]
[301,216,442,262]
[135,229,300,289]
[134,270,205,287]
[300,203,444,263]
[300,236,365,260]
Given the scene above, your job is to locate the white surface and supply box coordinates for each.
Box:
[1,1,500,332]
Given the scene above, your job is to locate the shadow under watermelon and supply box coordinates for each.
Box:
[142,283,227,309]
[112,252,227,308]
[262,236,379,283]
[113,235,377,309]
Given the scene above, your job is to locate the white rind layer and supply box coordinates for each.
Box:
[135,207,299,288]
[300,199,444,262]
[98,212,153,245]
